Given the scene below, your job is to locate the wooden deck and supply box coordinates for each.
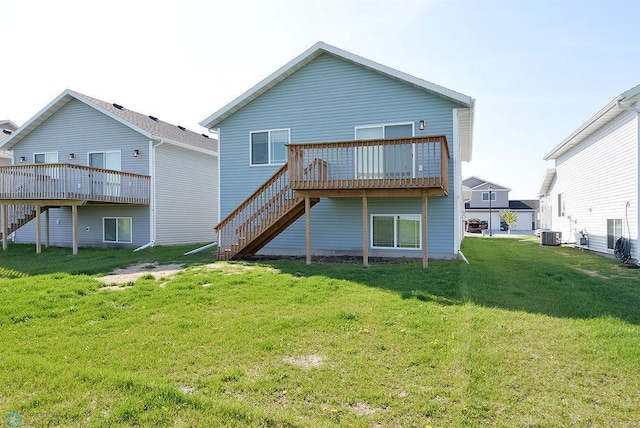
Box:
[288,135,449,197]
[215,135,450,262]
[0,164,150,204]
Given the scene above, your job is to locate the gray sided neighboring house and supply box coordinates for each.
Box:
[0,90,218,251]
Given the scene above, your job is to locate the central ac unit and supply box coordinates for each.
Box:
[541,231,561,246]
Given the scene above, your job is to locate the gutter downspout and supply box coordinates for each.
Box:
[453,107,473,259]
[134,139,163,251]
[617,100,640,113]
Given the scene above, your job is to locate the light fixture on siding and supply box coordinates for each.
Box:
[133,149,140,158]
[419,120,425,131]
[19,156,26,163]
[68,153,75,160]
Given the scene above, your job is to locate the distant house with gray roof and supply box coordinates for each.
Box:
[463,177,537,232]
[0,89,218,253]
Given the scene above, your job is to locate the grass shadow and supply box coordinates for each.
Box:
[248,238,640,325]
[0,243,217,277]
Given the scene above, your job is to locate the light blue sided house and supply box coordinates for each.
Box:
[0,89,218,254]
[201,42,475,266]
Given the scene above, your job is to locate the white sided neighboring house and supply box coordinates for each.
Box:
[0,90,218,253]
[540,84,639,263]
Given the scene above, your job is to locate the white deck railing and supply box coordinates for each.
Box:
[0,164,150,204]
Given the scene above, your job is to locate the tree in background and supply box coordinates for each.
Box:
[500,210,518,236]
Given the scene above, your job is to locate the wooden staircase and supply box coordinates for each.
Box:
[215,163,320,260]
[0,205,49,240]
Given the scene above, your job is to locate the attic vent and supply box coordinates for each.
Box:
[201,133,209,138]
[177,125,186,131]
[2,129,11,135]
[113,103,124,110]
[149,115,159,121]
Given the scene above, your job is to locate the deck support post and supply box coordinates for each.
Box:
[362,194,369,267]
[305,195,311,265]
[422,193,428,268]
[45,209,50,248]
[35,205,41,254]
[2,204,7,251]
[72,205,78,256]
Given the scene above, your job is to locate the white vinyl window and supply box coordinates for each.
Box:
[250,129,290,165]
[558,193,566,217]
[355,123,413,179]
[606,218,622,250]
[103,217,132,243]
[482,192,497,201]
[34,152,58,164]
[371,214,421,249]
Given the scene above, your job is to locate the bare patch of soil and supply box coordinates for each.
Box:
[283,354,324,369]
[348,402,388,416]
[96,262,185,285]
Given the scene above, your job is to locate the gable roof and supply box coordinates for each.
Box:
[1,90,218,155]
[538,168,556,197]
[544,84,640,160]
[200,41,474,160]
[462,176,510,191]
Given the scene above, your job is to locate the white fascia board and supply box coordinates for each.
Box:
[538,168,556,197]
[0,89,75,150]
[0,120,18,129]
[68,90,157,141]
[200,41,474,129]
[544,85,640,160]
[200,42,325,129]
[156,138,218,157]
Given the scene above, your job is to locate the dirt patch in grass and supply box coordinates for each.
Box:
[96,262,185,285]
[348,402,387,416]
[283,354,324,369]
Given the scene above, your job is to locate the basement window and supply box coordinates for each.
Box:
[103,217,132,243]
[371,214,421,249]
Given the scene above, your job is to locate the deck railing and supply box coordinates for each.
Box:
[0,164,150,204]
[288,135,449,193]
[215,164,297,259]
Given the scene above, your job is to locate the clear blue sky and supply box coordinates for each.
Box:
[2,0,638,199]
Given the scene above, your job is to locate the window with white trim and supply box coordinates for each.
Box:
[606,218,622,250]
[371,214,421,249]
[250,129,290,165]
[482,192,497,201]
[34,152,58,163]
[103,217,132,243]
[558,193,566,217]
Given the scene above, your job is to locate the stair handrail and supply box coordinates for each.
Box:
[215,163,289,232]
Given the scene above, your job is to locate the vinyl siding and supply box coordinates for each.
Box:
[217,53,464,257]
[549,111,638,258]
[154,143,218,245]
[11,99,149,175]
[8,98,152,247]
[14,205,150,248]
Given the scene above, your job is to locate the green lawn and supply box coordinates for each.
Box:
[0,238,639,427]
